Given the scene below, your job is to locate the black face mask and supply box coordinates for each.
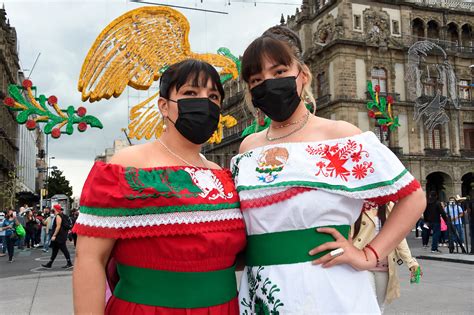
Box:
[168,98,221,144]
[250,74,301,122]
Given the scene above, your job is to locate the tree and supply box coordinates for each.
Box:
[47,169,73,202]
[0,168,20,210]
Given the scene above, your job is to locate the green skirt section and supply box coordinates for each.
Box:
[246,225,350,266]
[114,264,237,308]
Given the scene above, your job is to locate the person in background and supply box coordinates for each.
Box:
[41,204,73,269]
[35,211,44,247]
[43,209,54,253]
[25,210,37,249]
[0,211,5,257]
[445,196,465,249]
[16,210,26,250]
[353,202,420,312]
[439,216,448,247]
[40,207,50,249]
[423,191,448,253]
[1,209,20,262]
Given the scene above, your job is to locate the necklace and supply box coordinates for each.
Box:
[157,138,207,168]
[266,111,310,142]
[272,111,309,129]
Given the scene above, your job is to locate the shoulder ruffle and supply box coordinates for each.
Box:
[74,162,244,239]
[232,132,421,205]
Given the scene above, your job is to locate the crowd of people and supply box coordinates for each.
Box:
[416,194,473,254]
[0,203,78,268]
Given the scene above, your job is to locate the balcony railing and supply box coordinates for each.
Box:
[404,0,474,12]
[365,92,401,102]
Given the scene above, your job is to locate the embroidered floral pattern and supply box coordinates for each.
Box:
[125,167,233,200]
[256,147,289,183]
[306,139,374,181]
[241,266,284,315]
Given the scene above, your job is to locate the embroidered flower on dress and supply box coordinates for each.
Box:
[306,138,373,182]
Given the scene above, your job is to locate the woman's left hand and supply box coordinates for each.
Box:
[309,227,375,271]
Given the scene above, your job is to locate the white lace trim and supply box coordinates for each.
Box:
[239,171,415,201]
[76,208,243,228]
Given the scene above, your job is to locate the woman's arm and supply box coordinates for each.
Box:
[73,235,115,314]
[311,189,426,270]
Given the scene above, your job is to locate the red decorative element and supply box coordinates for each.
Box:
[381,125,388,132]
[240,187,313,210]
[51,128,61,138]
[72,218,246,240]
[374,85,380,93]
[78,122,88,132]
[351,152,362,163]
[47,95,58,105]
[352,162,374,180]
[4,97,15,107]
[26,119,37,130]
[368,110,376,118]
[22,79,33,89]
[387,95,394,104]
[77,106,87,117]
[306,139,371,181]
[367,179,421,205]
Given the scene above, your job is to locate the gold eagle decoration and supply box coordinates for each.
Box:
[78,6,238,142]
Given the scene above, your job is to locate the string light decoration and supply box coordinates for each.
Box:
[366,81,400,132]
[78,6,241,143]
[3,80,103,138]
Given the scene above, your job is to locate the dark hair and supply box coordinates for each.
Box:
[159,59,225,101]
[428,191,438,204]
[241,26,302,83]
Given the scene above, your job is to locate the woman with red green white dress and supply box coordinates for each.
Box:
[231,26,426,314]
[72,60,246,314]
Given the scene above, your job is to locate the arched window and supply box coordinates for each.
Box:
[371,67,387,94]
[447,22,459,46]
[427,20,440,39]
[412,18,425,40]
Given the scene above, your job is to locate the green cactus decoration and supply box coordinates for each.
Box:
[3,79,103,138]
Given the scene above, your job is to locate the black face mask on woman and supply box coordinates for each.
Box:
[250,73,301,122]
[167,98,220,144]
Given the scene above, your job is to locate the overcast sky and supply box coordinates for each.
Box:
[4,0,300,197]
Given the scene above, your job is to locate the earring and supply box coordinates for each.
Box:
[162,117,168,132]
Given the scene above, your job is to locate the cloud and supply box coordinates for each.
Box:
[4,0,299,197]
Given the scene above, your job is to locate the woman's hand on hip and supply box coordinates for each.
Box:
[308,227,376,271]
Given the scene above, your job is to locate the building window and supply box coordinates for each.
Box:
[371,67,387,93]
[464,123,474,150]
[354,15,361,30]
[392,20,400,34]
[459,80,471,100]
[428,127,442,149]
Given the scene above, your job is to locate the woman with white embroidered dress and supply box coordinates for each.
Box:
[231,26,426,314]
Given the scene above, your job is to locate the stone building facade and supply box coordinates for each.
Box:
[203,0,474,201]
[0,6,20,209]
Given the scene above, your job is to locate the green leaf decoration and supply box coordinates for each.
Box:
[366,80,400,131]
[3,80,103,139]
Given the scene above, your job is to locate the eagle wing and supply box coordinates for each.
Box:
[78,6,192,102]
